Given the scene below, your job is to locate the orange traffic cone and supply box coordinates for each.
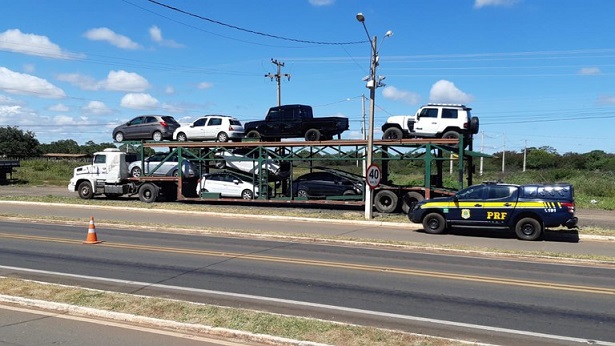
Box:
[83,216,102,244]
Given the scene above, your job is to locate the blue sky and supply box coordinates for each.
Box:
[1,0,614,154]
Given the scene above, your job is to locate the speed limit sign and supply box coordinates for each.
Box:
[366,164,382,189]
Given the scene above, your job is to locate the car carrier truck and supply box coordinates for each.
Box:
[68,148,193,202]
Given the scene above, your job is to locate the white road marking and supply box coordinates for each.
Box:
[1,265,613,346]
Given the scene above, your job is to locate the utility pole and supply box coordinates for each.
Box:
[523,140,527,172]
[479,131,484,176]
[265,59,290,106]
[501,133,506,173]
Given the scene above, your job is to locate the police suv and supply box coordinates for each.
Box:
[409,182,578,240]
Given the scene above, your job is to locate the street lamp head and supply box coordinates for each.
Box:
[356,13,365,23]
[385,30,393,38]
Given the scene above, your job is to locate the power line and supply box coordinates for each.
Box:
[146,0,367,46]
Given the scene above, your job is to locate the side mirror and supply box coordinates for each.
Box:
[233,179,240,185]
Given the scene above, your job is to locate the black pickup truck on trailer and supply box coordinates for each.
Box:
[409,182,578,240]
[244,104,349,141]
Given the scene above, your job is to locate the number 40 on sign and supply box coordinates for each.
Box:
[366,164,381,189]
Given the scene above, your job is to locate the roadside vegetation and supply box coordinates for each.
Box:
[0,277,475,346]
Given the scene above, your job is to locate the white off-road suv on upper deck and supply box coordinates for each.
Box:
[381,104,479,146]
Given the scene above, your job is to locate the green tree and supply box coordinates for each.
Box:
[0,126,40,158]
[39,139,80,154]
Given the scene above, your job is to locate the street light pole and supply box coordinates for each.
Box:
[357,13,389,220]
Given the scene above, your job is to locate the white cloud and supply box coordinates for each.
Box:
[0,94,21,105]
[23,64,35,73]
[429,80,474,104]
[197,82,213,89]
[49,103,69,112]
[149,26,183,48]
[164,86,175,94]
[120,93,159,109]
[382,86,420,105]
[57,70,150,92]
[54,114,76,125]
[597,95,615,105]
[474,0,519,8]
[103,70,150,92]
[579,67,601,75]
[82,101,111,114]
[0,67,66,98]
[83,27,141,50]
[309,0,335,6]
[0,29,80,59]
[56,73,99,90]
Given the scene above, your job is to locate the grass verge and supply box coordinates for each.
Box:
[0,277,467,346]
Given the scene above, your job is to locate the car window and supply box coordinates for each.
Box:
[193,118,206,127]
[268,109,281,121]
[441,108,458,119]
[420,108,438,118]
[208,118,222,126]
[161,116,178,124]
[145,116,158,124]
[207,174,223,181]
[93,155,106,164]
[230,119,242,126]
[456,185,485,200]
[486,186,515,200]
[128,117,144,125]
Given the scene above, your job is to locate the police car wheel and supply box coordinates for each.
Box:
[514,217,543,241]
[422,213,446,234]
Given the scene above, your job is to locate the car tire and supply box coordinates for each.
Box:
[402,191,424,214]
[241,189,254,200]
[305,129,321,141]
[171,169,179,177]
[246,130,261,139]
[514,217,543,241]
[470,116,480,134]
[442,131,461,147]
[138,183,159,203]
[176,132,188,142]
[297,189,309,198]
[131,167,142,177]
[217,132,229,142]
[77,181,94,199]
[422,212,446,234]
[114,132,124,142]
[374,190,398,213]
[342,189,356,196]
[152,131,163,141]
[383,127,403,140]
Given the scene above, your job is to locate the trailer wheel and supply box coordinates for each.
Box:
[374,190,398,213]
[139,183,159,203]
[514,217,543,241]
[77,181,94,200]
[422,212,446,234]
[305,129,321,141]
[402,191,424,214]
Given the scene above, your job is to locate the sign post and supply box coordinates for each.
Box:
[365,164,382,219]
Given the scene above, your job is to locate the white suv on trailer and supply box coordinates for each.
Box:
[173,115,244,142]
[381,104,479,146]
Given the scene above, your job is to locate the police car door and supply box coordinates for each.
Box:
[482,185,518,226]
[448,184,489,226]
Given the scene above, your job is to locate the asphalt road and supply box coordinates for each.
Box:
[0,201,613,258]
[0,220,613,345]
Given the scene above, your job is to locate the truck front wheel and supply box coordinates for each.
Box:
[305,129,321,141]
[422,212,446,234]
[139,183,159,203]
[374,190,398,213]
[514,217,543,241]
[77,181,94,200]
